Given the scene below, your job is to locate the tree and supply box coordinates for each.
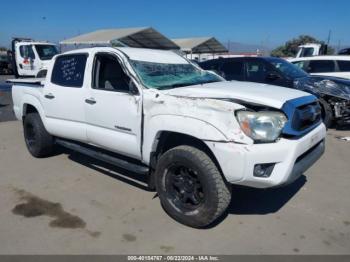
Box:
[0,46,8,52]
[271,35,334,57]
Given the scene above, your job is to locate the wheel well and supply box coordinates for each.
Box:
[147,131,226,190]
[151,132,222,173]
[23,104,38,118]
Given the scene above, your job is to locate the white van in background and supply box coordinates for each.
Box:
[11,38,59,78]
[290,56,350,80]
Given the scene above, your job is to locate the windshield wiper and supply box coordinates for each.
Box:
[159,80,221,90]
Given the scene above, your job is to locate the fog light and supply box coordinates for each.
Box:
[253,163,275,178]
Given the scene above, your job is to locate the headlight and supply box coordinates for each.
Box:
[236,111,287,142]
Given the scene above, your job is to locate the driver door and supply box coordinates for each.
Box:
[245,60,287,87]
[85,52,142,159]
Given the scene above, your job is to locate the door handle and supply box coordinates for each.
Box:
[85,98,96,105]
[44,93,55,99]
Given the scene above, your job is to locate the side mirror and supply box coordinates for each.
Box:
[266,72,281,81]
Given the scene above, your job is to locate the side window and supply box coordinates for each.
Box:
[92,53,131,92]
[220,61,244,80]
[308,60,335,73]
[51,54,87,87]
[19,46,25,58]
[337,61,350,72]
[19,45,35,59]
[245,60,268,82]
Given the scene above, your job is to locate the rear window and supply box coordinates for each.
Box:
[51,54,87,87]
[308,60,335,73]
[337,61,350,72]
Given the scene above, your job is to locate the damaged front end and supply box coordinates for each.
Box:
[294,76,350,122]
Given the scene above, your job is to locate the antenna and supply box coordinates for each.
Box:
[327,30,332,45]
[337,39,341,52]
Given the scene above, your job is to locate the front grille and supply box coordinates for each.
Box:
[281,96,322,137]
[291,102,322,131]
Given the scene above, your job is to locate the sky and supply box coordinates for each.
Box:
[0,0,349,49]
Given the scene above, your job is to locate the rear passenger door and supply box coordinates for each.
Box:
[43,53,88,142]
[85,52,142,159]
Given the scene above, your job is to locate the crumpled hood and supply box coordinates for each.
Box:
[163,81,312,109]
[294,76,350,101]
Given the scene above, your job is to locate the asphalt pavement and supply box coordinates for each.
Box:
[0,75,15,122]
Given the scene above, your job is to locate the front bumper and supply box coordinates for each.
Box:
[205,123,326,188]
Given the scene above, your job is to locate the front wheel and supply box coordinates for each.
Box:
[319,98,334,128]
[155,145,231,228]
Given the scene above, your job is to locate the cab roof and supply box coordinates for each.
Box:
[290,55,350,62]
[61,47,189,64]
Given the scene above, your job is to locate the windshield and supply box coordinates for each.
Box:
[35,45,59,60]
[130,60,222,90]
[299,47,314,57]
[267,58,308,79]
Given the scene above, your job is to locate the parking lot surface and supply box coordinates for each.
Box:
[0,75,350,255]
[0,75,14,122]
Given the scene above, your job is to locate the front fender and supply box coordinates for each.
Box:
[142,114,228,163]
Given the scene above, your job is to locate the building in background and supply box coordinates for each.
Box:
[171,37,228,62]
[60,27,179,52]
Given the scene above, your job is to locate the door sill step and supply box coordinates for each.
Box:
[56,138,149,175]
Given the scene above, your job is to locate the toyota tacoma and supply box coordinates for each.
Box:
[10,47,326,227]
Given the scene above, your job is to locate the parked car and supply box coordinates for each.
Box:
[338,48,350,55]
[10,47,326,228]
[10,38,59,78]
[290,56,350,79]
[200,57,350,127]
[0,52,12,75]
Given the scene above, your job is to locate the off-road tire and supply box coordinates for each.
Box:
[319,98,334,128]
[155,145,231,228]
[23,113,55,158]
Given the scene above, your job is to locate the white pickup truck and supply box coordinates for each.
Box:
[10,47,326,227]
[11,38,59,78]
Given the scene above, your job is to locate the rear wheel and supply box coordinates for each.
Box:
[319,98,333,128]
[23,113,55,158]
[155,145,231,228]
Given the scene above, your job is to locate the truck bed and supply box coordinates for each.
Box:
[10,78,45,121]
